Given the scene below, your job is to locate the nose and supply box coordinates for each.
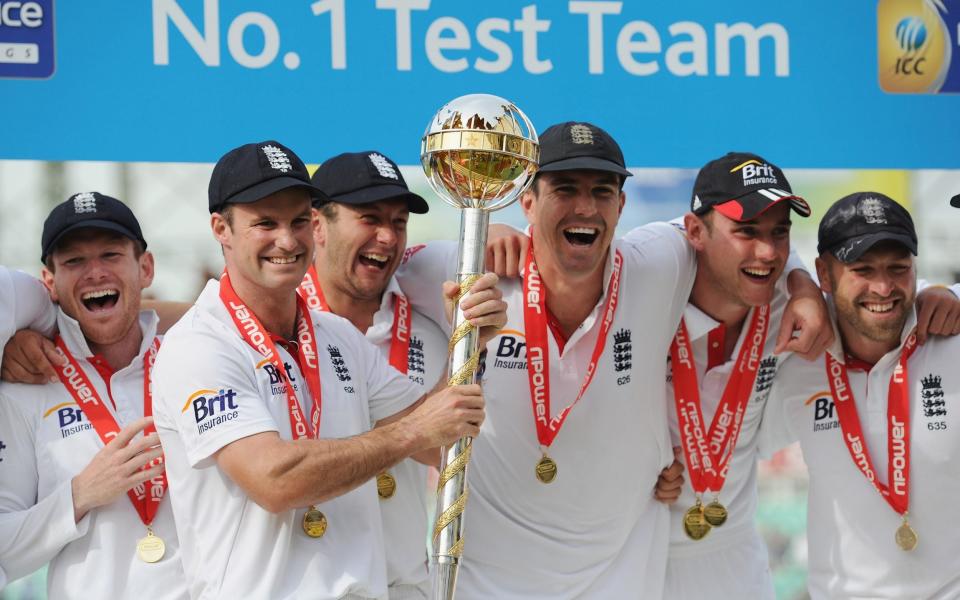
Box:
[82,257,111,282]
[275,225,299,252]
[754,237,778,262]
[870,273,896,298]
[376,224,399,247]
[572,193,598,217]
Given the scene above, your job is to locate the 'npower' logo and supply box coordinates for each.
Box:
[878,0,960,93]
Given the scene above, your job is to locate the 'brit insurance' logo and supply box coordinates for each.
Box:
[493,330,528,370]
[43,401,92,438]
[0,0,54,79]
[807,391,839,433]
[183,388,239,435]
[878,0,960,93]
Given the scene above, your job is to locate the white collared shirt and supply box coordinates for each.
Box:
[665,273,791,557]
[364,276,446,591]
[761,304,960,599]
[0,309,187,600]
[152,280,423,600]
[395,223,696,599]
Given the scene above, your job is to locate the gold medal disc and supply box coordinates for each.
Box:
[895,521,918,551]
[302,506,328,538]
[136,530,166,563]
[703,500,728,527]
[683,504,712,541]
[535,455,557,484]
[377,472,397,500]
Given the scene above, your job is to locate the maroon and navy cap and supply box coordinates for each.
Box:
[691,152,810,222]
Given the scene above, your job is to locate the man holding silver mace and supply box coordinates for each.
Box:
[400,119,698,599]
[151,140,505,599]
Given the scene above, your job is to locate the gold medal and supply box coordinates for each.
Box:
[703,499,728,527]
[896,520,918,551]
[535,454,557,484]
[683,502,712,541]
[377,472,397,500]
[302,506,328,538]
[136,528,166,563]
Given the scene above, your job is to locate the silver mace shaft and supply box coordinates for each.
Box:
[432,207,489,600]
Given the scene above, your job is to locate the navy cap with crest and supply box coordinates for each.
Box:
[311,151,428,213]
[691,152,810,221]
[208,140,330,213]
[41,192,147,262]
[817,192,918,263]
[951,193,960,208]
[537,122,632,178]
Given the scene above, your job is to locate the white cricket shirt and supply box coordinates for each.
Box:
[364,276,446,595]
[395,223,696,599]
[152,279,424,600]
[662,275,790,599]
[0,309,186,600]
[761,306,960,599]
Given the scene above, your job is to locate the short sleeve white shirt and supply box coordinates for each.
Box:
[396,223,696,599]
[762,308,960,599]
[152,280,423,600]
[0,309,187,600]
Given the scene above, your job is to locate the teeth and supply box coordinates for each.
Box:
[81,289,118,300]
[266,256,297,264]
[864,302,894,313]
[743,268,772,277]
[565,227,597,235]
[361,253,389,263]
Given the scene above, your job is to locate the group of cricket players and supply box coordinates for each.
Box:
[1,121,959,599]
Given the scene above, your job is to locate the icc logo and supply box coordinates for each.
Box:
[878,0,959,93]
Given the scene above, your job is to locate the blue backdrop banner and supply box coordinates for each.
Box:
[1,0,958,167]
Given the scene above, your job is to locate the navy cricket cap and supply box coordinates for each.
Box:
[537,122,632,178]
[208,140,330,213]
[311,151,428,214]
[41,192,147,262]
[951,193,960,208]
[691,152,810,221]
[817,192,918,263]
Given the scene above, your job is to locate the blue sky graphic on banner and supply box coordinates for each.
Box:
[1,0,958,167]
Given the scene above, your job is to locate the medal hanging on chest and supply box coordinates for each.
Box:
[53,336,168,561]
[522,241,623,484]
[298,271,411,501]
[670,304,771,540]
[222,272,328,538]
[826,333,920,551]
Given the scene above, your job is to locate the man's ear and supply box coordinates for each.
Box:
[41,266,58,302]
[815,256,832,294]
[211,213,231,247]
[139,251,156,291]
[683,213,708,252]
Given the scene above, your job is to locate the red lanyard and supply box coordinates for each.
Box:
[299,265,330,312]
[826,332,918,517]
[221,271,323,440]
[522,240,623,448]
[670,305,770,495]
[53,336,166,526]
[298,265,411,374]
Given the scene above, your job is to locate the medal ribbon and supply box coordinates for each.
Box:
[298,266,411,374]
[299,265,330,312]
[221,271,323,440]
[53,336,166,527]
[669,304,771,496]
[826,332,918,517]
[522,240,623,448]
